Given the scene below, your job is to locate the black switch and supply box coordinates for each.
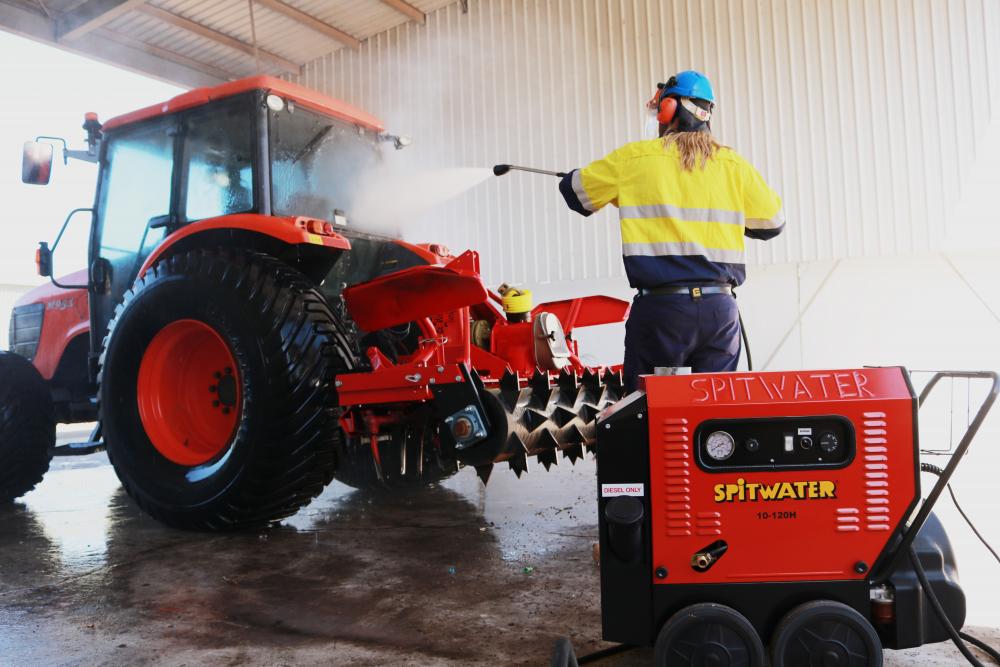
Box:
[819,432,840,453]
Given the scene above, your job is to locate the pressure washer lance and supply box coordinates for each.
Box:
[493,164,567,178]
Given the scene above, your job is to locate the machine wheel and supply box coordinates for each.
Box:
[0,352,55,502]
[333,422,459,490]
[770,600,883,667]
[100,248,356,530]
[654,603,765,667]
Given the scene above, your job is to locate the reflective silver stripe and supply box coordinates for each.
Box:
[621,242,745,265]
[571,169,596,212]
[746,208,785,230]
[619,205,744,226]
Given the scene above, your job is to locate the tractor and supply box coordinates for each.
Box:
[3,76,629,530]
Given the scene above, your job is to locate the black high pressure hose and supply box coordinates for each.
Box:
[738,310,752,371]
[914,463,1000,665]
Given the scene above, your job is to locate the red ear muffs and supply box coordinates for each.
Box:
[657,97,678,125]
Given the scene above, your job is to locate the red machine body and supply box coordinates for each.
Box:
[645,368,917,586]
[593,366,979,657]
[12,270,90,381]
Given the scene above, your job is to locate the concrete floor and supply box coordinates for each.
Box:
[0,430,997,666]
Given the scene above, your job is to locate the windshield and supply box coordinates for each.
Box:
[269,105,382,221]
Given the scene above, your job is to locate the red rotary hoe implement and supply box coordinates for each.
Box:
[335,247,630,486]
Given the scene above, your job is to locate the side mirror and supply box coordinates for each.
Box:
[22,141,54,185]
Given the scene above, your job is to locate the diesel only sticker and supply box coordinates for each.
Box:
[601,483,644,497]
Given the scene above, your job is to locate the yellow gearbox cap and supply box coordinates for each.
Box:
[502,288,533,314]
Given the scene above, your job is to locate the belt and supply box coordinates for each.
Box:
[637,284,733,299]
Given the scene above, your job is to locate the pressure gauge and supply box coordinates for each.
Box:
[705,431,736,461]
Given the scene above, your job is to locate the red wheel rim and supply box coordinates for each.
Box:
[137,319,241,466]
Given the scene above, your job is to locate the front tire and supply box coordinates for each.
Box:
[0,352,55,502]
[100,249,355,530]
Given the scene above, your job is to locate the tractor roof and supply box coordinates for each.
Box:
[102,75,385,133]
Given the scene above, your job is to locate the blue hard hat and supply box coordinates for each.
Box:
[662,70,715,102]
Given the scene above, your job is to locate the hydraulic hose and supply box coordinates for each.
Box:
[738,310,752,371]
[914,463,1000,665]
[908,545,991,666]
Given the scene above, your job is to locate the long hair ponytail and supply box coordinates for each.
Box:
[662,131,724,171]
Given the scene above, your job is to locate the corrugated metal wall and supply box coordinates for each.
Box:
[289,0,1000,287]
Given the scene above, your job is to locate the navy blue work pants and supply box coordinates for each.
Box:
[623,293,741,393]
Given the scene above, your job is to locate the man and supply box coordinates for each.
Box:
[558,70,784,392]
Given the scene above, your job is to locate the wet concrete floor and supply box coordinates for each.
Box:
[0,428,997,666]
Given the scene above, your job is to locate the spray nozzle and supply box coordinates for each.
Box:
[379,133,413,150]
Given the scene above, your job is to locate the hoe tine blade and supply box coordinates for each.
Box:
[535,428,559,454]
[563,444,583,464]
[579,403,599,424]
[508,453,528,478]
[528,369,553,407]
[561,423,586,445]
[537,448,558,471]
[521,407,550,432]
[602,369,624,398]
[556,370,579,407]
[552,406,577,427]
[501,432,528,458]
[475,464,494,485]
[499,369,520,393]
[498,370,521,411]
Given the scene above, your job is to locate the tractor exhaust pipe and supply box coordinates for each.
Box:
[493,164,567,178]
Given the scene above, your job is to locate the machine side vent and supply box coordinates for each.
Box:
[662,419,692,538]
[835,507,861,532]
[863,412,891,531]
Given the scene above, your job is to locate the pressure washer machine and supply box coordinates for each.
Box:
[593,367,998,666]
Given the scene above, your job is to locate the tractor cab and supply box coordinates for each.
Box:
[19,76,418,385]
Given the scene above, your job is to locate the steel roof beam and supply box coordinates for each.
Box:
[378,0,425,25]
[0,2,223,88]
[56,0,148,41]
[96,27,236,82]
[254,0,361,50]
[137,4,301,75]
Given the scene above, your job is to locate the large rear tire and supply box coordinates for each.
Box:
[100,249,356,530]
[0,352,55,502]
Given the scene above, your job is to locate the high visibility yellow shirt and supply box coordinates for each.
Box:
[558,138,784,288]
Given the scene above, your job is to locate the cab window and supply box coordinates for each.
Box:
[96,120,172,268]
[181,100,255,221]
